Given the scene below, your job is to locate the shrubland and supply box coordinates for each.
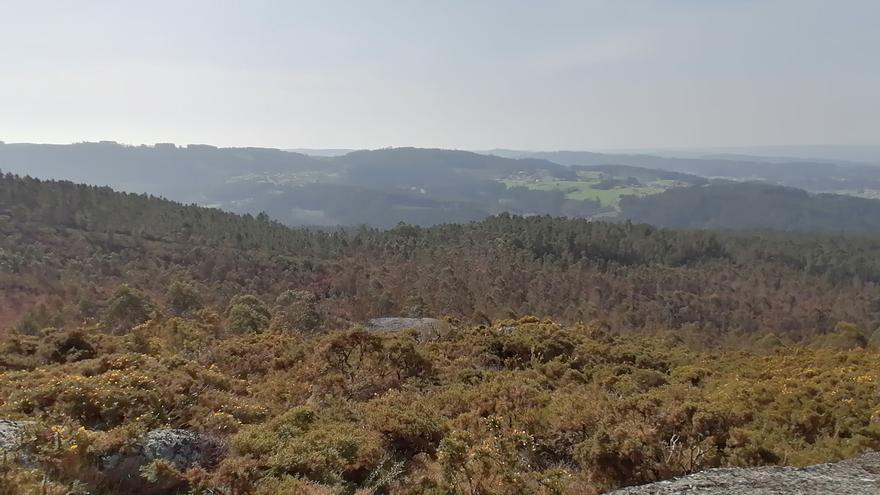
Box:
[1,312,877,494]
[2,173,880,493]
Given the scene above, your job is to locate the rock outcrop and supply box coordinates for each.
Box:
[0,420,31,455]
[366,317,445,340]
[140,428,222,469]
[606,452,880,494]
[102,428,225,494]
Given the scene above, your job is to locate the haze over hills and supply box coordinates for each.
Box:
[641,144,880,164]
[286,148,358,157]
[488,149,880,191]
[4,141,880,230]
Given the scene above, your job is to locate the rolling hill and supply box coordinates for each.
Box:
[619,182,880,232]
[6,142,880,230]
[491,149,880,193]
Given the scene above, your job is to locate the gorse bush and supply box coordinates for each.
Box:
[3,312,877,494]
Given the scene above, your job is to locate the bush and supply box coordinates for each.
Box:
[271,289,321,333]
[365,391,447,455]
[226,295,271,334]
[2,315,880,494]
[166,281,202,316]
[100,285,154,333]
[39,328,96,364]
[233,407,384,486]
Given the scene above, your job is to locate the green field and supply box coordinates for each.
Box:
[501,178,671,207]
[833,189,880,200]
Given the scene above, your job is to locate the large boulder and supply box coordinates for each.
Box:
[606,452,880,494]
[0,420,31,455]
[366,317,445,340]
[140,428,222,469]
[0,422,223,493]
[102,428,225,494]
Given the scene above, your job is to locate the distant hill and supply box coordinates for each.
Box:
[286,148,358,157]
[619,182,880,232]
[337,147,576,180]
[490,149,880,192]
[659,144,880,164]
[0,141,326,203]
[0,143,603,227]
[7,142,880,229]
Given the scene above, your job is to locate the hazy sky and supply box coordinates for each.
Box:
[1,0,877,150]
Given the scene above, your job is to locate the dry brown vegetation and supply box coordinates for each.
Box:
[2,174,880,494]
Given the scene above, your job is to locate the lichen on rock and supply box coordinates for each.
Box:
[606,452,880,494]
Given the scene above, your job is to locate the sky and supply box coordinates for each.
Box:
[0,0,878,150]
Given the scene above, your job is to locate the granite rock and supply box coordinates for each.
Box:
[606,452,880,494]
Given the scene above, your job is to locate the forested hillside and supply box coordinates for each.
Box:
[0,141,326,201]
[5,173,880,343]
[620,182,880,232]
[9,142,880,230]
[495,149,880,193]
[2,174,880,494]
[0,143,603,227]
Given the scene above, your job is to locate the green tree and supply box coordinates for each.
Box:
[100,284,154,333]
[226,294,271,334]
[166,280,202,316]
[270,289,321,333]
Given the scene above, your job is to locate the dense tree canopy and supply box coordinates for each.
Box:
[5,173,880,345]
[620,182,880,232]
